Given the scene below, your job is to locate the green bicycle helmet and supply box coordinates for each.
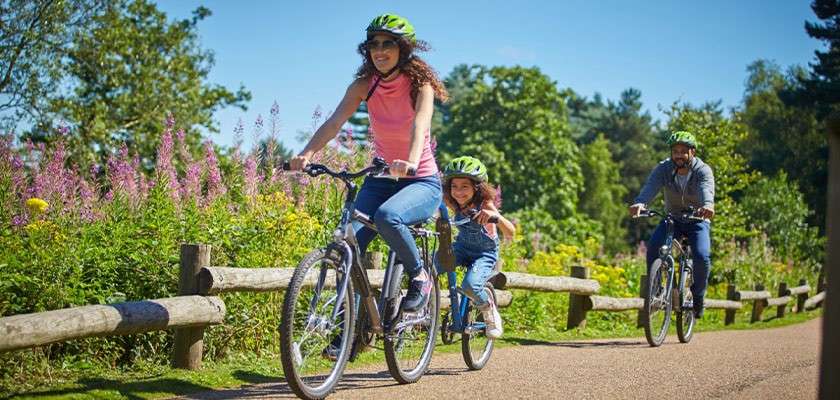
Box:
[366,13,416,44]
[444,156,488,182]
[666,131,698,149]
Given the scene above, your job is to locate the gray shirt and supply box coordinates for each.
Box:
[634,157,715,215]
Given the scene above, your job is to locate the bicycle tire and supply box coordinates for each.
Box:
[676,263,696,343]
[279,248,355,400]
[644,258,672,347]
[461,282,496,370]
[383,263,440,384]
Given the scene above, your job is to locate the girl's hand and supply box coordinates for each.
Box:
[473,208,501,225]
[390,159,418,177]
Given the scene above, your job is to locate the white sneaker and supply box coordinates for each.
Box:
[481,297,503,339]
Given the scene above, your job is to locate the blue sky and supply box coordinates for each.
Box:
[156,1,822,152]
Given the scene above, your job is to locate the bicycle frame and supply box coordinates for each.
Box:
[644,209,697,309]
[443,271,486,334]
[296,159,437,337]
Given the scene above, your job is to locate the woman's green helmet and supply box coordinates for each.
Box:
[666,131,698,149]
[366,13,416,44]
[444,156,488,182]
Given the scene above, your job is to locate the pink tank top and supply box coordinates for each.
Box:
[366,74,438,177]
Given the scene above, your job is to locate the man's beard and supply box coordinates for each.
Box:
[672,156,690,169]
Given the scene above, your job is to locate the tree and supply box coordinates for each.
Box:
[0,0,105,128]
[435,65,600,249]
[741,172,824,266]
[578,135,628,253]
[436,65,583,221]
[568,88,662,246]
[740,60,827,228]
[666,103,758,250]
[40,0,251,168]
[798,0,840,113]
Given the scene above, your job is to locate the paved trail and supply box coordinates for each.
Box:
[176,318,821,399]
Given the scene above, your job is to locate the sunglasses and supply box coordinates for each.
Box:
[365,39,399,52]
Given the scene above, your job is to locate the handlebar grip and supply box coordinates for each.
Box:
[406,167,417,177]
[488,216,499,224]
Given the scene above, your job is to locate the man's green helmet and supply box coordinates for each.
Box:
[666,131,698,149]
[444,156,488,182]
[366,13,416,44]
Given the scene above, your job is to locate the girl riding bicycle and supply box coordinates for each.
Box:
[439,156,516,338]
[290,13,447,313]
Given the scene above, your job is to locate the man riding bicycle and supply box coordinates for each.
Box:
[629,131,715,318]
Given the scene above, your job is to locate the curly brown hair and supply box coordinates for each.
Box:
[355,37,449,103]
[442,177,497,216]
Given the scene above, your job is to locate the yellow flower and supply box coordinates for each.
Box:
[26,198,49,215]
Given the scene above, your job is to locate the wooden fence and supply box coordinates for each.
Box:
[0,243,827,370]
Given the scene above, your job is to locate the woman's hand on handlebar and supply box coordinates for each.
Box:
[289,153,311,171]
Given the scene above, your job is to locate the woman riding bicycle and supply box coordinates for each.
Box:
[290,14,448,318]
[439,156,516,338]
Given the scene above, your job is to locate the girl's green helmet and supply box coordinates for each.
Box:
[366,14,416,44]
[444,156,488,182]
[666,131,698,149]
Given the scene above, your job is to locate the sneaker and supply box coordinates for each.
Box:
[480,297,503,339]
[692,298,704,319]
[321,342,340,361]
[401,270,432,313]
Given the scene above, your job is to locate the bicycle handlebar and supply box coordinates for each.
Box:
[282,157,415,180]
[634,207,705,222]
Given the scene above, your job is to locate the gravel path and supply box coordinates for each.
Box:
[175,318,821,400]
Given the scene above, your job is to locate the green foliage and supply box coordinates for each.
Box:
[665,103,758,251]
[39,0,251,168]
[0,0,105,129]
[798,0,840,112]
[740,60,827,228]
[741,172,824,266]
[578,135,628,253]
[436,65,582,221]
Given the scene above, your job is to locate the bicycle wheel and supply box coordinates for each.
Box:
[384,263,440,384]
[461,282,496,370]
[280,248,355,400]
[676,264,696,343]
[644,258,672,347]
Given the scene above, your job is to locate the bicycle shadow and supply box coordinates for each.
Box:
[176,367,464,399]
[501,337,648,348]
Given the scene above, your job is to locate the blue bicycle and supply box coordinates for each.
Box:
[436,211,504,370]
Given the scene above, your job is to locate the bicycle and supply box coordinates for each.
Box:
[634,208,702,347]
[278,157,440,399]
[436,211,503,370]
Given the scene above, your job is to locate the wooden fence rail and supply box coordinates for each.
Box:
[0,296,225,353]
[0,243,827,372]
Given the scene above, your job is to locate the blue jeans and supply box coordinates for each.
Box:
[455,246,499,307]
[646,219,712,303]
[353,175,442,278]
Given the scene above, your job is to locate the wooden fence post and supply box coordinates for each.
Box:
[566,266,589,330]
[750,283,766,323]
[777,282,788,319]
[366,251,383,269]
[725,284,737,326]
[172,244,211,370]
[636,274,648,328]
[797,278,808,313]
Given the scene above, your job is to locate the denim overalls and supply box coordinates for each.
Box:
[451,212,500,307]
